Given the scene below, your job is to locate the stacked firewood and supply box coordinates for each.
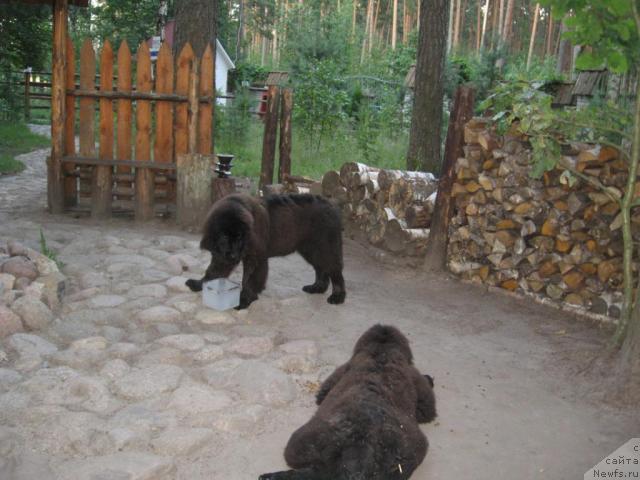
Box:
[322,162,438,256]
[448,117,628,317]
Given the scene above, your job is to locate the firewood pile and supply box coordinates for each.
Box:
[322,162,438,256]
[449,117,628,317]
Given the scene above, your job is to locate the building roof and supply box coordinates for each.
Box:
[0,0,89,5]
[216,39,235,70]
[265,71,289,86]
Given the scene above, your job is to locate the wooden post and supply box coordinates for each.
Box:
[423,86,475,272]
[278,88,292,183]
[92,41,114,218]
[63,34,76,206]
[260,85,280,190]
[177,154,212,227]
[526,3,541,70]
[78,39,95,202]
[24,71,31,121]
[177,62,212,227]
[135,42,154,221]
[48,0,68,214]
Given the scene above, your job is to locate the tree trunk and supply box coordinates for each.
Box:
[423,86,474,272]
[406,0,449,173]
[526,3,540,70]
[452,0,461,50]
[503,0,515,45]
[480,0,490,50]
[556,19,572,75]
[447,0,455,53]
[498,0,505,40]
[392,0,398,49]
[173,0,217,59]
[544,11,553,58]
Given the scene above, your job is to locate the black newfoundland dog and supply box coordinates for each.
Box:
[259,325,437,480]
[186,193,346,309]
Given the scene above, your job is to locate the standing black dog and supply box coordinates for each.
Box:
[259,325,437,480]
[186,193,346,309]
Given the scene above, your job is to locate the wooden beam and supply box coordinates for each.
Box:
[278,88,293,183]
[260,85,280,190]
[423,86,475,272]
[48,0,68,214]
[62,156,177,170]
[67,89,214,103]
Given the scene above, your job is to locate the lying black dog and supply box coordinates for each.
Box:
[186,193,346,309]
[259,325,437,480]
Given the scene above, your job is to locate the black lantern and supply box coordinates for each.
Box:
[215,154,234,178]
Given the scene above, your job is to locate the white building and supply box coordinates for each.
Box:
[215,39,235,106]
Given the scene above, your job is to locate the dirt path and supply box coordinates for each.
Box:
[0,145,637,479]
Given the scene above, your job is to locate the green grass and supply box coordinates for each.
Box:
[0,122,49,174]
[216,119,409,181]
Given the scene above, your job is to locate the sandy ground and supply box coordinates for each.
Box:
[0,136,637,479]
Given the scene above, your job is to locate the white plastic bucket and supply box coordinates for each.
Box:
[202,279,241,311]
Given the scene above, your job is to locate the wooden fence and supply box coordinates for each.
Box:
[57,36,214,220]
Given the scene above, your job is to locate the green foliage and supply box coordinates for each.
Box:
[228,61,268,90]
[540,0,639,74]
[0,121,48,173]
[39,229,62,268]
[90,0,167,49]
[0,153,25,174]
[215,87,253,146]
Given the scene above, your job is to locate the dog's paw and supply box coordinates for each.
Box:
[303,283,328,294]
[327,292,346,304]
[185,279,202,292]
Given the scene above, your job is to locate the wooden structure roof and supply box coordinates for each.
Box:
[265,71,289,86]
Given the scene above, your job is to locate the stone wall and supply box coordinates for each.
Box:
[448,118,630,318]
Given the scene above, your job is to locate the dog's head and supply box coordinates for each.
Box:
[352,324,413,363]
[200,205,252,276]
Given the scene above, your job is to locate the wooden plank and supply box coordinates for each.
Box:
[423,86,475,272]
[92,40,114,218]
[154,42,174,200]
[175,43,195,159]
[260,85,280,190]
[48,0,68,214]
[116,41,132,197]
[135,41,154,221]
[187,61,199,154]
[198,43,214,155]
[67,89,214,103]
[63,157,178,170]
[63,34,77,207]
[176,154,212,227]
[278,88,293,182]
[79,38,95,200]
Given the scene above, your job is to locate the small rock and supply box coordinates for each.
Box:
[192,345,224,363]
[0,428,55,479]
[108,342,142,359]
[111,404,177,434]
[7,240,29,257]
[65,308,123,327]
[214,405,266,433]
[0,306,23,338]
[100,359,131,380]
[1,257,37,280]
[128,284,167,299]
[105,254,155,268]
[156,334,205,351]
[167,384,232,414]
[10,296,54,330]
[14,277,32,290]
[67,287,101,302]
[195,309,234,325]
[276,354,316,374]
[172,300,198,313]
[7,333,58,357]
[141,248,170,261]
[204,359,296,406]
[165,276,192,293]
[136,347,185,366]
[202,333,229,344]
[38,272,66,310]
[112,365,184,400]
[166,254,200,275]
[0,273,15,292]
[0,368,22,390]
[56,452,175,480]
[23,281,45,301]
[89,295,126,308]
[156,235,186,251]
[279,340,318,357]
[136,306,181,324]
[79,271,109,289]
[151,427,213,456]
[100,326,125,343]
[141,269,171,282]
[70,336,108,351]
[153,323,181,336]
[225,336,273,357]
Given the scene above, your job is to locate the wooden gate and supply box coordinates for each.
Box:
[54,36,214,221]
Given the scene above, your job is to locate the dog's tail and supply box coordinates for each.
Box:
[258,468,331,480]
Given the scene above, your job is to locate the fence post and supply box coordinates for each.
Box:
[423,85,475,272]
[24,71,31,121]
[260,85,280,191]
[278,88,293,183]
